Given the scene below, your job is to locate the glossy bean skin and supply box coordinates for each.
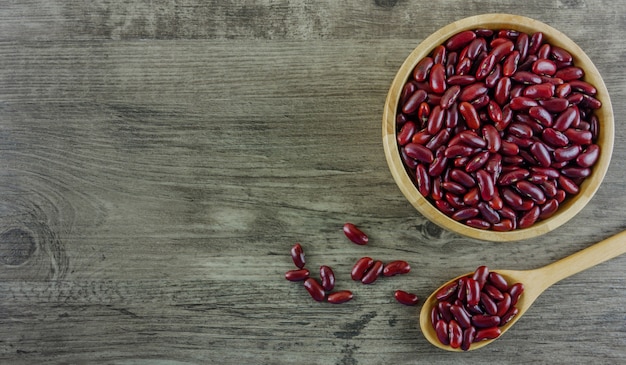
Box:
[303,278,326,302]
[291,243,306,269]
[435,320,450,346]
[383,260,411,277]
[327,290,354,304]
[448,320,463,349]
[474,327,501,341]
[351,257,374,281]
[361,260,384,284]
[285,268,310,282]
[320,265,335,291]
[343,223,369,245]
[394,290,419,306]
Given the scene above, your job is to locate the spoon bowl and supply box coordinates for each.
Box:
[420,230,626,351]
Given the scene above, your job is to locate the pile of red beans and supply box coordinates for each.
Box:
[285,223,419,306]
[431,265,523,351]
[396,28,601,231]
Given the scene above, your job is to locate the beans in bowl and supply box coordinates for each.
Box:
[395,28,601,231]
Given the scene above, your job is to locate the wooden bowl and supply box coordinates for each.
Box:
[382,14,614,242]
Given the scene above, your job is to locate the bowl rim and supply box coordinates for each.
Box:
[382,13,614,242]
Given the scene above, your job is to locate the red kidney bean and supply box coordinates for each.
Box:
[448,320,463,349]
[472,314,501,328]
[512,71,543,84]
[576,144,600,167]
[458,101,481,129]
[435,319,450,345]
[561,167,591,178]
[477,202,501,224]
[532,58,557,76]
[436,281,459,301]
[524,83,554,99]
[476,169,495,201]
[480,292,499,316]
[413,57,434,82]
[432,45,447,64]
[516,180,546,204]
[320,265,335,291]
[580,94,602,109]
[474,326,501,342]
[440,84,461,109]
[472,265,490,289]
[530,142,552,167]
[539,198,559,219]
[554,145,582,162]
[461,326,476,351]
[452,207,479,221]
[502,50,520,76]
[498,168,530,185]
[508,122,533,139]
[431,306,441,328]
[554,106,580,131]
[343,223,369,245]
[430,63,447,94]
[554,66,583,81]
[564,128,592,145]
[458,130,487,148]
[438,301,453,322]
[465,278,481,306]
[327,290,353,304]
[476,53,497,80]
[492,219,514,231]
[569,80,597,96]
[397,121,416,146]
[494,76,512,105]
[291,243,306,269]
[509,282,525,306]
[351,257,374,281]
[466,151,490,173]
[446,30,477,51]
[542,128,569,147]
[383,260,411,277]
[404,143,434,163]
[500,140,519,156]
[528,106,553,127]
[485,64,502,89]
[285,268,310,281]
[402,89,428,115]
[463,188,481,207]
[488,272,509,291]
[450,304,472,329]
[361,260,384,284]
[448,74,477,86]
[500,307,519,325]
[459,82,489,102]
[416,164,431,197]
[304,278,326,302]
[427,105,445,134]
[394,290,419,306]
[519,205,540,228]
[558,175,580,195]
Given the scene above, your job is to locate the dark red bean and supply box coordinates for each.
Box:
[465,278,481,306]
[564,128,592,145]
[351,257,374,281]
[492,219,514,231]
[446,30,477,51]
[498,168,530,185]
[472,314,501,328]
[435,319,450,345]
[461,326,477,351]
[430,63,447,94]
[448,320,463,349]
[488,272,509,292]
[452,207,479,221]
[460,82,489,102]
[458,130,487,148]
[448,74,477,86]
[466,151,490,173]
[396,121,416,146]
[343,223,369,245]
[432,45,447,64]
[320,265,335,291]
[438,301,453,322]
[502,50,520,77]
[539,198,559,219]
[500,307,519,325]
[290,243,306,269]
[431,306,441,328]
[554,106,580,131]
[542,128,569,147]
[478,202,501,224]
[554,66,583,81]
[402,89,428,115]
[383,260,411,277]
[569,80,597,96]
[476,169,495,201]
[327,290,354,304]
[532,58,557,76]
[516,180,546,204]
[436,281,459,301]
[361,260,384,284]
[304,278,326,302]
[476,53,497,80]
[561,167,591,178]
[285,268,310,281]
[509,96,539,111]
[474,326,501,341]
[404,143,434,163]
[490,40,514,62]
[480,292,499,316]
[524,83,554,99]
[530,142,552,167]
[463,188,481,207]
[440,85,461,109]
[558,175,580,194]
[450,304,472,329]
[472,265,490,288]
[509,282,525,305]
[413,57,434,82]
[458,101,481,129]
[427,105,445,135]
[416,164,431,197]
[394,290,419,306]
[494,76,512,105]
[576,144,600,167]
[580,94,602,109]
[554,145,582,162]
[512,71,542,84]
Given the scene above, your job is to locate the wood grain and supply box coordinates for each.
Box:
[1,1,625,364]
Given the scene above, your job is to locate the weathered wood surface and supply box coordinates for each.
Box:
[0,1,625,364]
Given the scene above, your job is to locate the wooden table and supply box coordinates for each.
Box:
[1,1,625,364]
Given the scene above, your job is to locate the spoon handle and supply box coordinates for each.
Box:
[537,230,626,288]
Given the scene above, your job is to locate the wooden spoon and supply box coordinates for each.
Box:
[419,230,626,351]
